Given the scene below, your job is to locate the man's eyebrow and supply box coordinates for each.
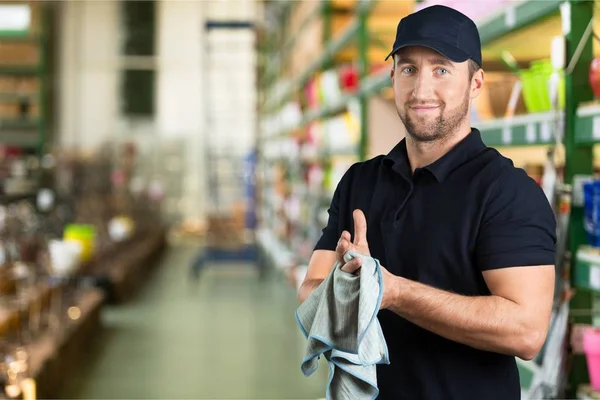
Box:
[395,57,454,67]
[428,57,454,67]
[395,57,415,67]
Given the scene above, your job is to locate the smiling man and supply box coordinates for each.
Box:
[298,5,556,400]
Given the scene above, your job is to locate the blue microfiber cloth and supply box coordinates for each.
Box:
[295,250,390,400]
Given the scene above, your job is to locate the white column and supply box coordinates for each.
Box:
[156,0,207,219]
[56,0,78,148]
[156,0,205,136]
[57,0,118,150]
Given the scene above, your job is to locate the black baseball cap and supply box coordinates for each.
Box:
[385,5,482,68]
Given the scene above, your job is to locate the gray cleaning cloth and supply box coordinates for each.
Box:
[295,250,390,400]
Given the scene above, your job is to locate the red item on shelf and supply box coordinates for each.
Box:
[306,78,319,108]
[339,65,359,92]
[3,147,22,157]
[591,57,600,100]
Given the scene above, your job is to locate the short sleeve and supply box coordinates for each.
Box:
[313,165,355,252]
[476,168,557,271]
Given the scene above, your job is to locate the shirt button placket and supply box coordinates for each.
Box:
[393,180,414,227]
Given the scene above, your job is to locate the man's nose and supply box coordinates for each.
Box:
[412,72,435,100]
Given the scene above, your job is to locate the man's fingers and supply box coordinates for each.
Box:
[336,243,349,264]
[336,238,350,253]
[336,231,352,254]
[341,230,351,242]
[341,257,362,274]
[352,209,368,247]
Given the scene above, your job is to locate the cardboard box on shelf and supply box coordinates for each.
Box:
[473,73,527,120]
[0,102,40,119]
[331,14,352,38]
[285,0,324,79]
[0,76,40,94]
[0,103,14,118]
[0,42,40,66]
[290,21,323,78]
[288,0,321,36]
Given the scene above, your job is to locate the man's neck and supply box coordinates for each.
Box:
[405,126,472,173]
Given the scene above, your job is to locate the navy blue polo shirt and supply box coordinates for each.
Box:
[314,128,556,399]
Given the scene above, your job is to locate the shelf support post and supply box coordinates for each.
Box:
[565,0,595,396]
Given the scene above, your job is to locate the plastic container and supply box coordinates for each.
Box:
[520,60,565,113]
[584,181,597,245]
[63,224,96,263]
[48,239,83,277]
[584,328,600,390]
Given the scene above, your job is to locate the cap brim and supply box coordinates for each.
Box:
[385,38,471,64]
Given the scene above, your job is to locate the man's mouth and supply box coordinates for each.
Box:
[409,105,440,113]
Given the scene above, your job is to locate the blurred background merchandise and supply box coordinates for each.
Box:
[0,0,597,399]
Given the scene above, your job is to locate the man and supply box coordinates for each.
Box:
[298,5,556,400]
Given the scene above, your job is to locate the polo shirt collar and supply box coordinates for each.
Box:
[383,129,486,182]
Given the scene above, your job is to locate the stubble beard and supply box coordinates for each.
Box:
[398,89,471,144]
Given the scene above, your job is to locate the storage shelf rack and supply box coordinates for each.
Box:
[0,1,52,155]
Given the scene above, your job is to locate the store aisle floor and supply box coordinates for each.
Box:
[63,244,328,399]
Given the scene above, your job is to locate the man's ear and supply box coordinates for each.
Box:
[470,69,484,99]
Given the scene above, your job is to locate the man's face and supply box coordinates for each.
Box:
[390,46,481,143]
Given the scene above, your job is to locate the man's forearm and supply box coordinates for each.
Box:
[298,279,323,303]
[387,277,542,360]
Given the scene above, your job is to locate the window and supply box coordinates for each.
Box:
[121,69,154,116]
[119,0,156,118]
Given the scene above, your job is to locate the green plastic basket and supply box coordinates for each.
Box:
[519,59,565,113]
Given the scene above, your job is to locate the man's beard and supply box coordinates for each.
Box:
[398,90,470,143]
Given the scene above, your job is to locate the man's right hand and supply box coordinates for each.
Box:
[298,209,371,302]
[338,209,370,275]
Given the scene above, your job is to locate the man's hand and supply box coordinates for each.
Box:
[298,209,370,303]
[339,209,370,274]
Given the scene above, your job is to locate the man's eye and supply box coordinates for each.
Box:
[402,67,414,73]
[437,68,449,75]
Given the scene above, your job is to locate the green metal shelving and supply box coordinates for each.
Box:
[478,111,562,147]
[0,118,41,130]
[476,0,563,45]
[0,66,41,75]
[0,93,39,103]
[574,247,600,295]
[261,1,319,88]
[575,105,600,144]
[264,2,376,113]
[270,70,390,140]
[0,131,40,148]
[565,0,596,396]
[0,2,51,154]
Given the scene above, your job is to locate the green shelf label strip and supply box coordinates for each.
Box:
[517,359,540,393]
[477,0,562,46]
[0,93,39,102]
[575,248,600,294]
[575,104,600,144]
[0,66,41,75]
[478,111,562,147]
[0,131,39,148]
